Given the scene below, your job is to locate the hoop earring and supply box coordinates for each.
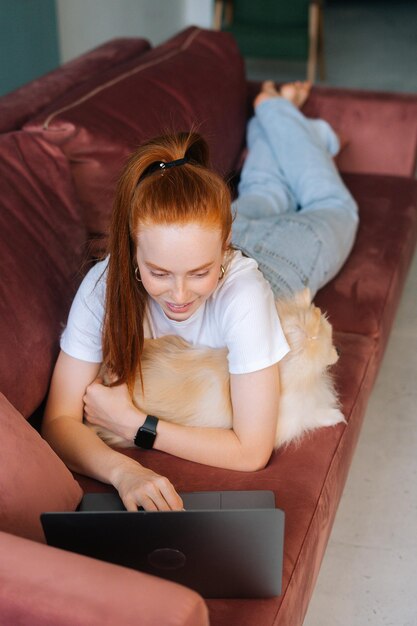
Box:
[219,265,225,280]
[134,267,142,283]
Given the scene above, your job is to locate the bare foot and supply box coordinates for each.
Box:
[261,80,280,98]
[280,81,312,108]
[254,80,312,109]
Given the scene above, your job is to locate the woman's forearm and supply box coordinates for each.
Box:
[153,420,271,472]
[83,367,279,472]
[42,417,137,485]
[142,367,279,471]
[91,402,273,471]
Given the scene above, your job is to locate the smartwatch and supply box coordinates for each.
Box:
[134,415,159,449]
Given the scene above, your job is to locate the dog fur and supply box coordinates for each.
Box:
[90,288,345,449]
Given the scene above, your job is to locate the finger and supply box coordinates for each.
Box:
[123,496,157,512]
[125,489,181,512]
[123,497,139,512]
[156,479,184,511]
[143,485,172,512]
[170,492,184,511]
[83,410,96,425]
[140,478,182,512]
[138,495,159,512]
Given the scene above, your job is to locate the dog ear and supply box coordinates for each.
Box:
[293,287,311,308]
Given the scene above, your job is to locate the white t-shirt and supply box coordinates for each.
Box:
[60,250,289,375]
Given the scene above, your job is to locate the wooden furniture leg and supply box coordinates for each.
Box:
[307,2,320,82]
[213,0,224,30]
[318,3,326,80]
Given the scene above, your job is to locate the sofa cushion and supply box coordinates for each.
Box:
[0,393,83,543]
[0,132,86,418]
[315,173,417,339]
[0,37,151,133]
[24,27,248,258]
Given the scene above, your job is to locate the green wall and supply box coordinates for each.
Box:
[0,0,59,96]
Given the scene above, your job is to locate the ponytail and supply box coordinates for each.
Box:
[102,131,232,392]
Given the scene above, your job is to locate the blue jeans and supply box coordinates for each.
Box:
[231,98,359,298]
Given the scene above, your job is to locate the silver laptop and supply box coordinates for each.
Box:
[41,490,284,598]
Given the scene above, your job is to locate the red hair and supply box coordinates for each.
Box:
[102,132,232,391]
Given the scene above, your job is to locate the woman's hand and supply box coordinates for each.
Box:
[111,457,184,512]
[85,378,183,511]
[44,352,181,512]
[83,377,143,441]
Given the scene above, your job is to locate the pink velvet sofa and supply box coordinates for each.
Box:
[1,27,417,626]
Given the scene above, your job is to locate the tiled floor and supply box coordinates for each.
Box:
[245,2,417,624]
[304,252,417,625]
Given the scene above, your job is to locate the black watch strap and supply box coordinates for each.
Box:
[134,415,159,449]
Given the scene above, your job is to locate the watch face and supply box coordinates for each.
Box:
[134,416,158,449]
[136,426,156,449]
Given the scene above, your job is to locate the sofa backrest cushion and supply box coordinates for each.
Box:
[0,393,83,543]
[0,37,151,134]
[24,27,248,258]
[0,132,86,418]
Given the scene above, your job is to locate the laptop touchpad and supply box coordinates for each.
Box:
[181,492,221,510]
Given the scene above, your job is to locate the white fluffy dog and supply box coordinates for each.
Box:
[90,289,345,449]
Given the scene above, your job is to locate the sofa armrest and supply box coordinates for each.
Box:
[0,531,209,626]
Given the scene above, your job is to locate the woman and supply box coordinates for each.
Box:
[43,81,358,512]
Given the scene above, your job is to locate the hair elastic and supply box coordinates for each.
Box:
[138,156,189,184]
